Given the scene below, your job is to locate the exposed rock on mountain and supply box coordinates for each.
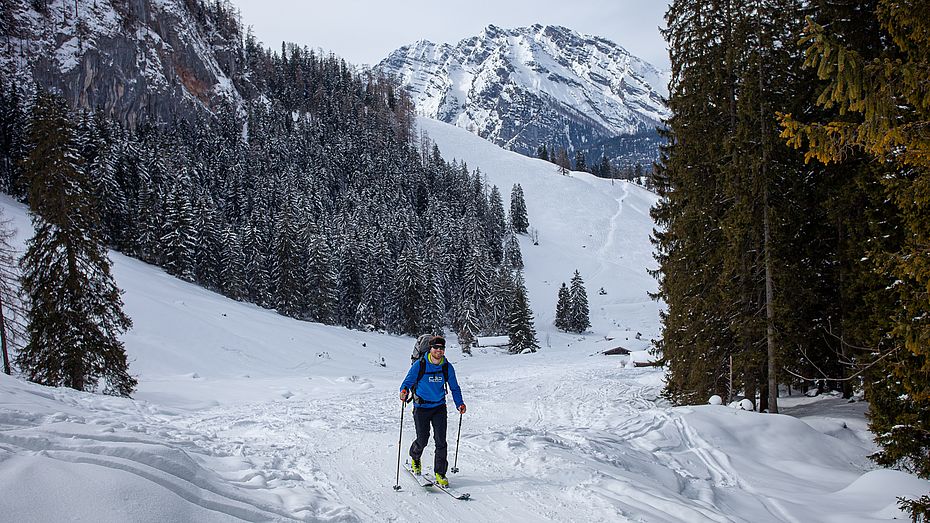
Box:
[0,0,248,128]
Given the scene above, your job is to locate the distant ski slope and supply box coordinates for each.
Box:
[418,116,662,345]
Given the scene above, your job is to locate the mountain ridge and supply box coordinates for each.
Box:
[378,24,671,168]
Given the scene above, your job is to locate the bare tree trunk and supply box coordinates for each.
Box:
[0,291,10,375]
[758,31,778,413]
[764,184,778,413]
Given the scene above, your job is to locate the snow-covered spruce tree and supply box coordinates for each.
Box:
[356,235,392,332]
[487,185,506,264]
[110,131,151,256]
[569,270,591,333]
[509,183,529,234]
[507,271,539,353]
[270,187,307,318]
[76,112,125,248]
[485,266,515,336]
[160,178,196,282]
[457,298,479,355]
[334,237,365,329]
[304,227,338,325]
[218,225,246,301]
[192,190,224,291]
[420,263,445,335]
[391,242,428,336]
[462,247,492,330]
[131,138,162,266]
[504,228,523,270]
[554,282,571,331]
[241,218,271,307]
[17,91,135,396]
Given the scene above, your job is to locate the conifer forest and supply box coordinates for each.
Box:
[652,0,929,514]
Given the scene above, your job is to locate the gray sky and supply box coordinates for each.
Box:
[227,1,671,70]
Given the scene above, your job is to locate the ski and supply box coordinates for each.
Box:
[404,462,433,488]
[422,473,471,500]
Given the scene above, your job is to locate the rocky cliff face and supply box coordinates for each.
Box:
[378,24,671,168]
[1,0,247,128]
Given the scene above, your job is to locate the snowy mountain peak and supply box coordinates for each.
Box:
[378,24,670,164]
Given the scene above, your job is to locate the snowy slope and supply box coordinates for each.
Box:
[417,116,661,350]
[0,120,927,521]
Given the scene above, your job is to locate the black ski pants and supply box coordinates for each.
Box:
[410,404,448,475]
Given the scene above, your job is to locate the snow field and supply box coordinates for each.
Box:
[0,118,927,521]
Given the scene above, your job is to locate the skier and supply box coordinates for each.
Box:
[399,335,466,487]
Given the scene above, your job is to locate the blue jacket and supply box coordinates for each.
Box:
[400,355,464,409]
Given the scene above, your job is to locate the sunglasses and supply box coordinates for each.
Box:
[430,345,446,351]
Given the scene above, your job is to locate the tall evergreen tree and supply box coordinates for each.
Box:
[241,217,271,307]
[357,235,391,331]
[392,242,428,336]
[161,180,197,281]
[461,248,491,332]
[554,282,571,332]
[653,0,738,404]
[568,270,591,333]
[16,91,135,396]
[270,188,306,318]
[504,228,523,270]
[305,228,338,324]
[457,297,479,356]
[507,271,539,353]
[509,184,529,234]
[218,225,246,301]
[654,0,819,411]
[192,190,223,290]
[487,185,506,264]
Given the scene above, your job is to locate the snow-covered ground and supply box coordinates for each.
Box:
[0,118,927,522]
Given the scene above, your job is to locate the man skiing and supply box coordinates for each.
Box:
[399,335,466,487]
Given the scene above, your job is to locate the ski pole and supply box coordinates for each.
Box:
[450,411,463,473]
[393,398,406,490]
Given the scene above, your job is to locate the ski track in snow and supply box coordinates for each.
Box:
[590,181,629,284]
[111,361,797,523]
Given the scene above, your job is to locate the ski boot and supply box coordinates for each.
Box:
[434,472,449,487]
[410,458,421,475]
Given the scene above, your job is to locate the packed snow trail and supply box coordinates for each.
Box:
[74,347,904,523]
[5,349,923,522]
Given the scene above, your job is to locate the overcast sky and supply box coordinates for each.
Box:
[227,1,671,70]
